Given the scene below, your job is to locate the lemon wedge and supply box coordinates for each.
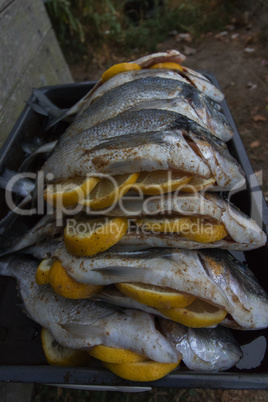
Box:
[116,282,195,309]
[48,260,103,299]
[135,216,228,243]
[185,218,228,243]
[132,170,192,195]
[81,173,139,210]
[135,216,192,233]
[158,299,227,328]
[89,345,146,363]
[44,176,100,207]
[64,216,129,256]
[104,359,180,382]
[183,177,216,192]
[41,327,91,366]
[35,258,56,285]
[150,62,183,71]
[101,63,142,83]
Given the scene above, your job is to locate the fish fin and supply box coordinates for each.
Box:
[28,89,69,128]
[92,266,148,282]
[61,323,102,339]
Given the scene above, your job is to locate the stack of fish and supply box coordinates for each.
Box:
[1,50,268,381]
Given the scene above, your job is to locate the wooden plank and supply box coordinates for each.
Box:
[0,0,51,111]
[0,28,73,147]
[0,0,14,13]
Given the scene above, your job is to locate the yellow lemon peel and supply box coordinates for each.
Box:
[64,216,129,256]
[116,282,195,309]
[48,260,103,299]
[89,345,146,363]
[101,63,142,83]
[41,327,91,366]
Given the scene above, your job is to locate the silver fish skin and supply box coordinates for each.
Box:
[160,319,242,371]
[199,249,268,330]
[43,110,213,180]
[82,69,191,109]
[57,130,210,178]
[0,215,64,257]
[0,255,179,363]
[183,129,245,190]
[61,50,188,119]
[118,232,265,251]
[53,246,268,329]
[42,113,240,183]
[110,192,266,250]
[53,245,232,312]
[205,194,267,248]
[181,67,224,102]
[129,98,232,142]
[92,287,168,318]
[61,77,232,142]
[109,192,223,220]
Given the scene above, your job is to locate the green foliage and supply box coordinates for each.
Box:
[44,0,260,60]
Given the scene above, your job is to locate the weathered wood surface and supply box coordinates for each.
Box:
[0,0,73,148]
[0,0,14,13]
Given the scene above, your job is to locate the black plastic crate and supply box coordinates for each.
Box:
[0,76,267,389]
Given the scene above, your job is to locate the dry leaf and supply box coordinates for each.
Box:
[252,115,267,122]
[244,47,256,53]
[183,45,196,56]
[250,140,261,148]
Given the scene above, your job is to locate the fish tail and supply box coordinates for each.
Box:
[28,89,69,129]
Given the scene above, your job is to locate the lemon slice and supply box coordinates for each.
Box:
[150,62,183,71]
[101,63,142,83]
[182,177,216,192]
[104,359,180,382]
[185,218,228,243]
[81,173,139,210]
[48,260,103,299]
[89,345,146,363]
[41,327,91,366]
[132,171,192,195]
[64,216,129,256]
[44,176,100,207]
[135,216,192,233]
[116,282,195,309]
[135,216,228,243]
[35,258,56,285]
[158,299,227,328]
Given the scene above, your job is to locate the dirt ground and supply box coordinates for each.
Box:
[70,19,268,202]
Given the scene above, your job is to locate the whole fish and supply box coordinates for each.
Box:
[42,112,242,185]
[0,255,179,363]
[61,77,232,142]
[51,246,268,329]
[107,193,266,250]
[160,319,243,371]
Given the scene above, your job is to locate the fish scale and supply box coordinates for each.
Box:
[61,76,232,142]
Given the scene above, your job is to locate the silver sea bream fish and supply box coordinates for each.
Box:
[60,76,232,142]
[42,113,244,189]
[160,319,243,371]
[109,193,266,250]
[0,255,179,363]
[51,246,268,329]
